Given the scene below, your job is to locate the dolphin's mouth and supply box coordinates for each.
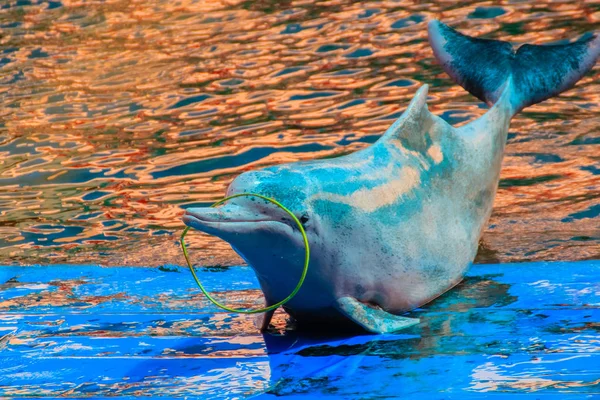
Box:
[183,203,292,236]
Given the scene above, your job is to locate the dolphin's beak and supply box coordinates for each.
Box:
[183,204,289,236]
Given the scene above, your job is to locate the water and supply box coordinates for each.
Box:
[2,261,599,397]
[0,0,598,267]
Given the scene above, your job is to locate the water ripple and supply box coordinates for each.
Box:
[0,0,598,266]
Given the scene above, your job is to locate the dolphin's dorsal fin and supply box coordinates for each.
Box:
[381,84,435,152]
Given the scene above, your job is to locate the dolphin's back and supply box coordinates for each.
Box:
[301,84,464,212]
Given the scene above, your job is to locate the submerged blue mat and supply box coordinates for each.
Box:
[0,261,599,399]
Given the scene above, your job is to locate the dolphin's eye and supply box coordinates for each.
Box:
[299,213,309,225]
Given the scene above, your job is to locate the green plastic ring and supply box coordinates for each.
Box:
[180,193,310,314]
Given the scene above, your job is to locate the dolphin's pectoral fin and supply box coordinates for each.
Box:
[254,308,276,332]
[335,297,420,334]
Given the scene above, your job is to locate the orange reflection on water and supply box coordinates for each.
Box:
[0,0,598,266]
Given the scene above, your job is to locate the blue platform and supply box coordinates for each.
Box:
[1,261,598,399]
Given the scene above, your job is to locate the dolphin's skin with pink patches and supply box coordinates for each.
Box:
[183,21,599,333]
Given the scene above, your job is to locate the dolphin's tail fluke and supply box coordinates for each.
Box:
[428,20,600,114]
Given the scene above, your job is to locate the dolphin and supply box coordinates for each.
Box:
[183,21,600,333]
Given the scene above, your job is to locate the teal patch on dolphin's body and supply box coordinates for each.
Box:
[183,21,600,334]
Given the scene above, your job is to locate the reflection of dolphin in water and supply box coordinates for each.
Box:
[183,20,600,333]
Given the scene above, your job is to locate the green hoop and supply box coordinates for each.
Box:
[180,193,310,314]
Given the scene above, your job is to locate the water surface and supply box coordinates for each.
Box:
[0,0,598,266]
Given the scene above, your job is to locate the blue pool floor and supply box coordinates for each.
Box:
[0,261,599,399]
